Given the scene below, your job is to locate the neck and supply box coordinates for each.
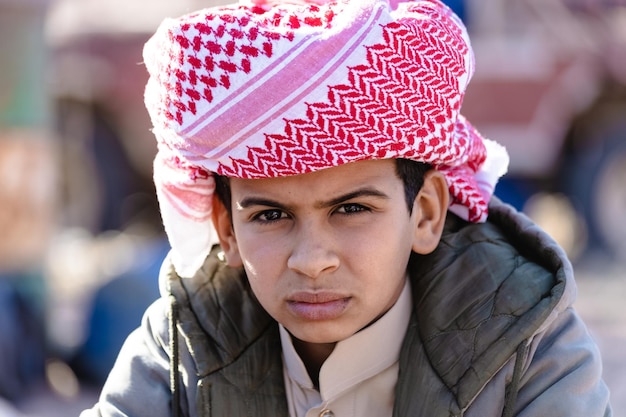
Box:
[292,338,336,389]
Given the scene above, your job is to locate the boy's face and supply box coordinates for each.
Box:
[215,159,445,345]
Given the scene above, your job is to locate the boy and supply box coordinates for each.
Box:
[82,0,611,415]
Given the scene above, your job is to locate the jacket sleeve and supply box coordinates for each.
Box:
[80,297,192,417]
[513,306,612,417]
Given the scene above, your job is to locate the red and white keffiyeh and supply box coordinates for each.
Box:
[144,0,509,277]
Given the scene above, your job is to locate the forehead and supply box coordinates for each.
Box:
[229,159,400,198]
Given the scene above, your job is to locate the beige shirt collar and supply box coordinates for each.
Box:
[280,278,412,417]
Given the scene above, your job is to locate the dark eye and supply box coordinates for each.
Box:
[254,209,287,223]
[336,203,368,215]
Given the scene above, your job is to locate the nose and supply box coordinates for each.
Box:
[287,221,340,279]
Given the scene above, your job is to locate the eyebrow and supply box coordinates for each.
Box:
[236,187,390,211]
[317,188,390,208]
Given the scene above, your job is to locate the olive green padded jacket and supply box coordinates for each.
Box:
[84,199,611,416]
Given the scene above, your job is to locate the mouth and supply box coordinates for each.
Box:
[287,292,351,321]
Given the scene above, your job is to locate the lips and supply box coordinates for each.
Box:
[287,292,350,321]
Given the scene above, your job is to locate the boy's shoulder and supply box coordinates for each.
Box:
[412,197,572,323]
[406,197,573,395]
[160,248,276,372]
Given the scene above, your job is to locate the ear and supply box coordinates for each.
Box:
[411,170,449,254]
[211,194,243,267]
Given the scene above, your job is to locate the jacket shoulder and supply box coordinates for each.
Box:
[406,198,570,408]
[163,247,276,377]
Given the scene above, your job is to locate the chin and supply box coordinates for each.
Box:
[289,324,356,345]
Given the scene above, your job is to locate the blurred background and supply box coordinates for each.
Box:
[0,0,624,415]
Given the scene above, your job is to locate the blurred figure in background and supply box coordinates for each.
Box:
[0,0,55,409]
[1,0,170,412]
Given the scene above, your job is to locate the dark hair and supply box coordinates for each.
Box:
[214,158,431,215]
[214,173,232,214]
[394,158,432,214]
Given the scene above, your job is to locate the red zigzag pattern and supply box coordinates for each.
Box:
[218,3,472,173]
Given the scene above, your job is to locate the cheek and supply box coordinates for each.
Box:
[343,216,413,260]
[347,219,413,282]
[240,242,286,275]
[236,231,288,302]
[243,260,279,310]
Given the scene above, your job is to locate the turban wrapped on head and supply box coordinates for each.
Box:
[143,0,509,277]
